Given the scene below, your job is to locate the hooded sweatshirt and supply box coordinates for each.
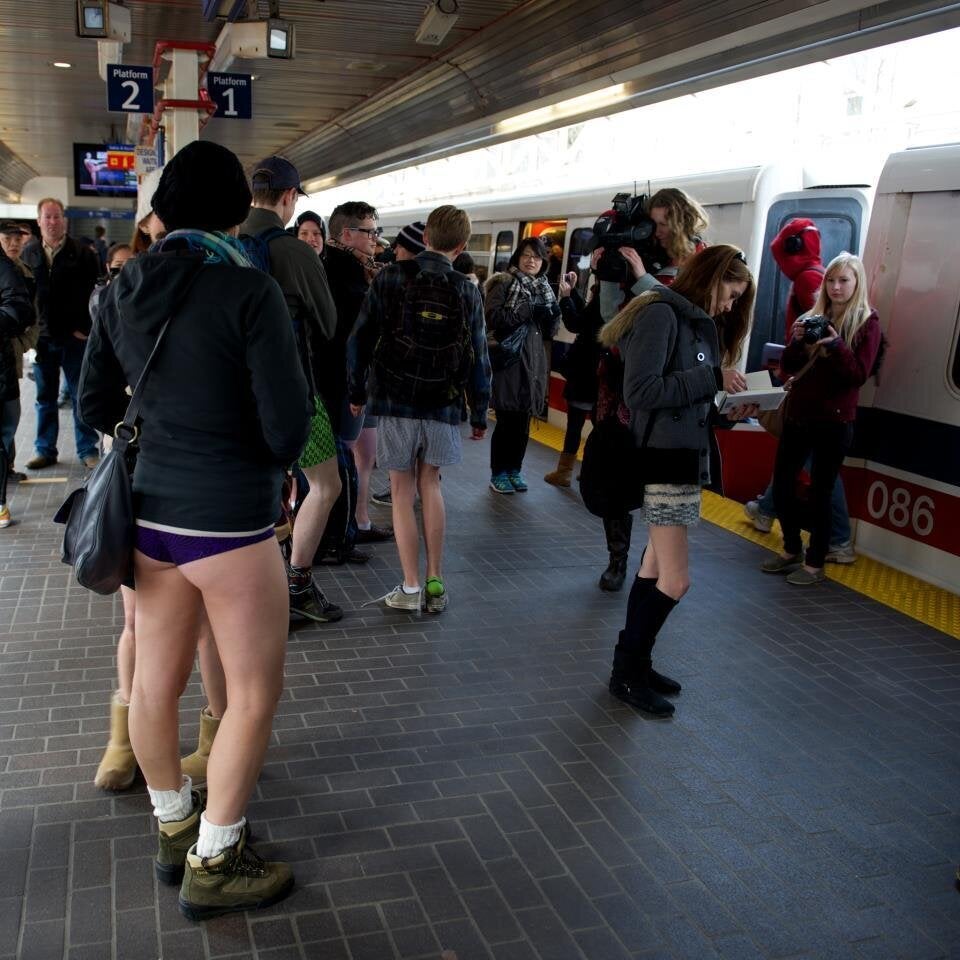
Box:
[770,218,823,340]
[78,249,312,532]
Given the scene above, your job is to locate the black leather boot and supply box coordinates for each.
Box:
[623,577,682,694]
[616,627,681,695]
[609,647,675,718]
[599,514,632,591]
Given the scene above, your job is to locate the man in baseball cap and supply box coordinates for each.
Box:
[250,155,308,196]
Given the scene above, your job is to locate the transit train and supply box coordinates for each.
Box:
[372,142,960,592]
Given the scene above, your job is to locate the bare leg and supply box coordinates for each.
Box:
[196,613,227,718]
[646,525,690,600]
[418,463,444,580]
[128,554,204,792]
[390,468,420,587]
[116,585,137,703]
[178,537,289,825]
[638,535,658,581]
[289,457,341,568]
[351,425,377,527]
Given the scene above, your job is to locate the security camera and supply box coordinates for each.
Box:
[76,1,131,42]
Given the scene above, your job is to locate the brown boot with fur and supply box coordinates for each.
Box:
[544,452,577,488]
[180,707,221,786]
[94,692,137,791]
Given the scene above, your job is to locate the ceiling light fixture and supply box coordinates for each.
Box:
[53,61,73,68]
[493,84,629,136]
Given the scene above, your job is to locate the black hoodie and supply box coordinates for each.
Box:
[79,250,312,532]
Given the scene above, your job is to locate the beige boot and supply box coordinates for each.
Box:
[94,692,137,791]
[544,452,577,488]
[180,707,220,786]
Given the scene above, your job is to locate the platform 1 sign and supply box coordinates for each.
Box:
[207,72,252,120]
[107,65,154,114]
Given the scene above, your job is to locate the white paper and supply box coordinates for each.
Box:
[715,388,785,413]
[744,370,773,390]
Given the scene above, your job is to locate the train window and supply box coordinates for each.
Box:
[566,228,595,295]
[469,233,492,252]
[494,230,513,272]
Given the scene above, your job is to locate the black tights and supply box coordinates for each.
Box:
[563,406,589,455]
[0,438,7,507]
[490,410,531,476]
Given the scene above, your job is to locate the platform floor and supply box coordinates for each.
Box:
[3,388,960,960]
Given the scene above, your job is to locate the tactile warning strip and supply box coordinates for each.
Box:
[527,416,960,639]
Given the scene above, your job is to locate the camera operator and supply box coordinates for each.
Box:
[599,245,755,717]
[762,252,882,586]
[593,187,710,592]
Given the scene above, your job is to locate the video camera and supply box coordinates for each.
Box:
[591,192,663,283]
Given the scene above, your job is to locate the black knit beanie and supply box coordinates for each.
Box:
[152,140,252,233]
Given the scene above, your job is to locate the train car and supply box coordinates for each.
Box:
[370,144,959,591]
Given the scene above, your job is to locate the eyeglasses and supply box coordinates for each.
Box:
[348,226,383,238]
[519,252,542,260]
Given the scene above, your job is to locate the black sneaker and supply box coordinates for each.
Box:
[355,523,393,544]
[289,580,343,623]
[370,489,392,507]
[6,470,26,483]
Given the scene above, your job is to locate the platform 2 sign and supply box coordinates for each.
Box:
[207,72,252,120]
[106,65,154,114]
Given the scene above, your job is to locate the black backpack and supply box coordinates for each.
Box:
[373,261,473,409]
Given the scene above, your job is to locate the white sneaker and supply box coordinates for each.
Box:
[0,504,10,528]
[743,500,774,533]
[825,541,857,564]
[364,584,422,612]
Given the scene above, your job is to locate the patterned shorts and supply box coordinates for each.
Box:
[377,416,462,472]
[639,484,701,527]
[300,396,336,468]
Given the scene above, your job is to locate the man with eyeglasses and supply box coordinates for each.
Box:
[322,202,393,551]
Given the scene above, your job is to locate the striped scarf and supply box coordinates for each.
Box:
[327,236,384,285]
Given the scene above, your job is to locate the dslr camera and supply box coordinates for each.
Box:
[591,192,663,283]
[801,314,830,344]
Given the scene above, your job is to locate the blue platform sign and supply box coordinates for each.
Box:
[106,64,154,114]
[207,72,253,120]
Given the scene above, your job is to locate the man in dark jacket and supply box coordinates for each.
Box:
[0,245,34,524]
[240,155,343,624]
[22,198,101,469]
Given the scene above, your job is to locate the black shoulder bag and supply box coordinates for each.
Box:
[54,266,202,594]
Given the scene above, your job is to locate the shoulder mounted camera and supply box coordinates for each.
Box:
[591,192,665,283]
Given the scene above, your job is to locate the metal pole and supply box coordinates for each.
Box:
[166,48,200,156]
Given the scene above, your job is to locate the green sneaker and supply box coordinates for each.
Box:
[424,576,447,614]
[156,791,203,885]
[178,825,294,921]
[489,473,514,494]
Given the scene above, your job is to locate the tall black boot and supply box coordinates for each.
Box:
[608,581,679,717]
[625,578,681,695]
[599,514,633,591]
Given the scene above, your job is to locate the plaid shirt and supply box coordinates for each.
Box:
[346,251,491,427]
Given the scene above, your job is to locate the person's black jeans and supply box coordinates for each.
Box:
[563,406,589,455]
[490,410,531,476]
[773,419,854,568]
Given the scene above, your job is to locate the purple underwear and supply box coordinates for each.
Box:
[135,525,274,566]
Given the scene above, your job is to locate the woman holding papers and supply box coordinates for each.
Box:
[762,252,882,585]
[598,245,755,717]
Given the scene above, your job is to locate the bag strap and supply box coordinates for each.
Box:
[787,347,820,386]
[112,262,205,452]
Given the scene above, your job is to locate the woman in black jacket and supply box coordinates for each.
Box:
[79,141,311,921]
[0,246,35,527]
[598,245,754,717]
[485,237,565,493]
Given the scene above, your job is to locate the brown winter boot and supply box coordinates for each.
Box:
[544,452,577,488]
[94,692,137,791]
[180,707,221,786]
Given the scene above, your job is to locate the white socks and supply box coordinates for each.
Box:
[197,812,245,858]
[148,776,193,822]
[401,584,420,594]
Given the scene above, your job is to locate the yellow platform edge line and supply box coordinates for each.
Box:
[526,417,960,641]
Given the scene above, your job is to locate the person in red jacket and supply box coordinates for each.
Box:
[771,217,823,339]
[761,252,881,585]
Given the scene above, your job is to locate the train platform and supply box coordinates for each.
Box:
[3,389,960,960]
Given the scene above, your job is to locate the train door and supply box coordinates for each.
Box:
[519,218,568,293]
[748,190,869,372]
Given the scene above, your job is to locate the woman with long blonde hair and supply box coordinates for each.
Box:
[762,252,882,585]
[599,245,755,717]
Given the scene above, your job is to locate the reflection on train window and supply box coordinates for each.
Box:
[566,228,595,295]
[951,301,960,390]
[494,230,513,272]
[469,233,492,252]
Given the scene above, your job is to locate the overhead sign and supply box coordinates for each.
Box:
[106,64,154,113]
[207,72,253,120]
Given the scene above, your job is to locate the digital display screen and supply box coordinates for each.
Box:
[83,6,105,29]
[269,27,288,52]
[73,143,138,197]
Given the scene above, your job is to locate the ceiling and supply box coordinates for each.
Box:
[0,0,957,200]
